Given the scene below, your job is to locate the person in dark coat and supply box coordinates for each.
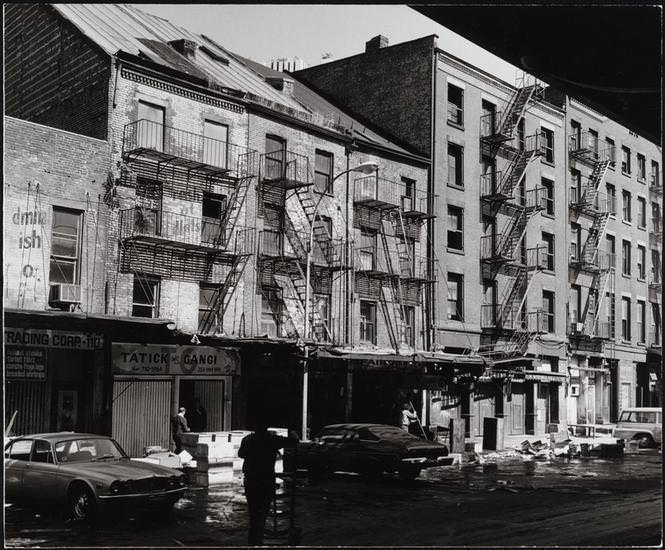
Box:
[187,398,207,432]
[238,420,298,545]
[172,406,190,454]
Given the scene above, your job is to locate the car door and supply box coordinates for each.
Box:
[23,439,58,501]
[4,439,33,500]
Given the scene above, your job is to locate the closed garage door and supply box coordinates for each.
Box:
[112,379,172,457]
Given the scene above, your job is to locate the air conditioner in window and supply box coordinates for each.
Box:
[49,283,82,304]
[570,384,580,397]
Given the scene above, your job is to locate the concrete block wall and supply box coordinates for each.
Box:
[4,117,111,314]
[4,5,110,140]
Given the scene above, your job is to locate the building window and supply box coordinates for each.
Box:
[314,149,333,194]
[447,205,464,251]
[359,301,377,344]
[260,289,282,337]
[137,100,165,150]
[621,297,631,340]
[132,276,159,318]
[606,183,617,215]
[447,143,463,187]
[637,245,646,280]
[652,250,661,284]
[313,294,331,341]
[622,240,632,276]
[199,284,221,332]
[570,120,581,150]
[203,120,228,168]
[637,196,647,228]
[637,154,646,181]
[517,118,525,151]
[481,100,497,135]
[358,229,376,270]
[571,169,582,203]
[542,232,555,271]
[447,273,464,321]
[622,190,632,222]
[605,137,616,165]
[401,305,415,346]
[542,178,554,215]
[201,193,226,244]
[264,135,286,179]
[652,202,662,234]
[651,160,660,187]
[401,177,416,211]
[447,84,464,126]
[651,303,661,344]
[49,208,82,285]
[588,129,599,159]
[542,290,555,333]
[621,146,631,174]
[541,127,554,163]
[570,223,581,261]
[606,234,616,268]
[570,285,581,328]
[637,300,646,343]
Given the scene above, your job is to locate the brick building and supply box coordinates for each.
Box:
[295,34,662,435]
[5,5,484,448]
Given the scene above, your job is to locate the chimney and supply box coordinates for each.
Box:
[365,35,389,53]
[168,38,198,60]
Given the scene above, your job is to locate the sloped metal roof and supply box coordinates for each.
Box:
[52,3,304,109]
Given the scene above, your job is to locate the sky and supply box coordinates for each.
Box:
[139,4,520,83]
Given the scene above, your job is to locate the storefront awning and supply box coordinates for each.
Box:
[316,348,487,368]
[524,371,567,383]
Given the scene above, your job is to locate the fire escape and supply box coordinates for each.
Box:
[478,78,548,360]
[568,133,616,346]
[256,148,347,342]
[648,163,662,347]
[353,175,436,352]
[118,120,257,334]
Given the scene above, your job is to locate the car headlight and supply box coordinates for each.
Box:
[110,481,121,494]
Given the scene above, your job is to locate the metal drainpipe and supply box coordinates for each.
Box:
[427,43,438,351]
[345,147,352,346]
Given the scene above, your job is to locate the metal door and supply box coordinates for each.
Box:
[510,384,525,435]
[112,379,172,457]
[191,379,225,432]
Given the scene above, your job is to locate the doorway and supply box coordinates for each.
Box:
[179,378,226,432]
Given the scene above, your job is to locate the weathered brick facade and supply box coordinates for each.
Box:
[4,4,110,140]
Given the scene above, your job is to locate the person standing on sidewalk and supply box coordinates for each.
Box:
[238,420,298,545]
[172,406,190,454]
[401,402,419,433]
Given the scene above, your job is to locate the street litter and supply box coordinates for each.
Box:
[515,432,624,459]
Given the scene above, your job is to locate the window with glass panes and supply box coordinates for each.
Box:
[137,100,165,150]
[651,160,660,187]
[637,300,646,343]
[132,276,159,318]
[570,223,581,260]
[447,205,464,251]
[622,190,632,222]
[447,273,464,321]
[570,285,581,327]
[542,178,554,215]
[588,129,599,158]
[358,229,377,271]
[570,120,581,150]
[637,154,646,181]
[541,127,554,163]
[265,135,286,179]
[605,137,616,164]
[621,146,631,174]
[203,120,228,168]
[447,84,464,126]
[622,240,632,275]
[606,234,616,267]
[447,143,463,187]
[606,183,616,214]
[571,169,582,203]
[201,193,226,244]
[542,290,555,332]
[638,245,646,279]
[359,300,376,343]
[542,232,555,270]
[637,196,647,228]
[401,305,415,346]
[49,208,82,285]
[314,150,333,194]
[652,250,661,283]
[199,284,221,332]
[621,297,631,340]
[401,177,415,211]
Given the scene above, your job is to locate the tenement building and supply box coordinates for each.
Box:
[5,4,482,450]
[295,34,662,434]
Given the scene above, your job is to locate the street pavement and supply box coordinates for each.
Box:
[4,449,662,547]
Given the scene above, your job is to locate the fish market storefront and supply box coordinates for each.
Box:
[111,343,240,457]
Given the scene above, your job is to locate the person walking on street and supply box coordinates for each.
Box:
[238,420,298,545]
[188,397,207,432]
[401,402,419,433]
[173,406,190,454]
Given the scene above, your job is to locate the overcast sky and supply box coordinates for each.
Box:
[139,4,520,83]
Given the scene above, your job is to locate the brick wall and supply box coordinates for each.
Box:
[4,116,111,313]
[4,5,110,140]
[295,36,436,157]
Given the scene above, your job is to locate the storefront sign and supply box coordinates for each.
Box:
[5,347,47,379]
[4,328,103,350]
[112,343,240,376]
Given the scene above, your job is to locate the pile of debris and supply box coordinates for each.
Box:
[515,432,624,459]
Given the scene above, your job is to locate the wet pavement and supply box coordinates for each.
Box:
[5,449,662,547]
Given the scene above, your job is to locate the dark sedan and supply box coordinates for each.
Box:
[297,423,450,480]
[4,432,186,521]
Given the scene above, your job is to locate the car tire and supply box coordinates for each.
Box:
[68,484,97,522]
[634,434,655,449]
[398,466,421,481]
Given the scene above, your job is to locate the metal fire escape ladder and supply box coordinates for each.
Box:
[216,175,252,249]
[259,283,299,338]
[292,186,338,267]
[292,261,332,342]
[498,84,541,140]
[591,265,615,334]
[199,250,252,334]
[379,220,407,352]
[581,211,611,266]
[503,269,543,356]
[579,159,611,207]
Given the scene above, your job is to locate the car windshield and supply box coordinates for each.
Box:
[619,411,659,423]
[55,438,126,463]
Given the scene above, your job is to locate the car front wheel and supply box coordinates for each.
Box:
[68,484,97,522]
[634,434,655,449]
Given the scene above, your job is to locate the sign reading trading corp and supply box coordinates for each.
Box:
[4,327,103,350]
[112,343,240,376]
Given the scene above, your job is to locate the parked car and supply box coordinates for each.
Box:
[613,407,662,448]
[4,432,186,521]
[297,423,450,481]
